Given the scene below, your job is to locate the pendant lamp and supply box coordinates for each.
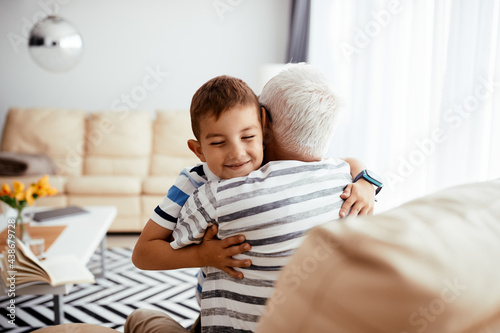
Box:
[28,15,83,73]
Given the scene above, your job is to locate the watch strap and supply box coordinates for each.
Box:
[354,170,383,195]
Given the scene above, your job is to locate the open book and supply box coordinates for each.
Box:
[0,239,95,288]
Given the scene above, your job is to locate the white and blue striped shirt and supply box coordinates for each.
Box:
[150,163,219,304]
[172,159,352,332]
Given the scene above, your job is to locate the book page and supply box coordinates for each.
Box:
[39,255,95,286]
[0,255,13,290]
[15,271,50,285]
[15,249,49,280]
[16,240,43,267]
[7,239,95,287]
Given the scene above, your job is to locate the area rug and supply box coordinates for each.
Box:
[0,247,200,332]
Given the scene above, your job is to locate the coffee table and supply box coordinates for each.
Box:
[0,206,117,324]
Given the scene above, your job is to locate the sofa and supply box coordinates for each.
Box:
[0,107,199,232]
[257,179,500,333]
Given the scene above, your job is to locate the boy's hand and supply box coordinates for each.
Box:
[198,224,252,279]
[339,180,375,218]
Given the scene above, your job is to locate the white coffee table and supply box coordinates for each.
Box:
[0,206,117,324]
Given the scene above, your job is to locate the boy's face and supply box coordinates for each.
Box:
[189,104,264,179]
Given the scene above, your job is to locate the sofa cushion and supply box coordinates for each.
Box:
[85,156,149,177]
[153,110,194,156]
[257,179,500,333]
[150,110,199,176]
[149,155,199,178]
[84,111,152,177]
[85,111,152,157]
[68,195,140,216]
[67,196,141,232]
[142,195,165,217]
[108,216,143,232]
[142,176,177,195]
[1,108,85,177]
[66,176,142,195]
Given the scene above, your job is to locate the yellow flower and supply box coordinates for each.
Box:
[0,183,11,196]
[38,175,49,187]
[13,181,26,201]
[47,186,58,196]
[1,175,57,210]
[25,184,38,206]
[35,175,58,197]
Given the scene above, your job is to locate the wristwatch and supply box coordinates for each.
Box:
[353,169,383,195]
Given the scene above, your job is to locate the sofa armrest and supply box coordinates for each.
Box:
[258,180,500,333]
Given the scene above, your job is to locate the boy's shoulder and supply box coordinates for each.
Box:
[182,163,204,175]
[180,163,219,183]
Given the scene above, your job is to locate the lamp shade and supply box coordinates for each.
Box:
[28,15,83,73]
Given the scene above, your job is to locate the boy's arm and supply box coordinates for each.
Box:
[339,157,376,217]
[132,219,251,279]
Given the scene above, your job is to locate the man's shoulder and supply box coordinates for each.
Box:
[257,158,349,174]
[211,158,350,191]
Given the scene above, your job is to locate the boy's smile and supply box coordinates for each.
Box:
[188,104,264,179]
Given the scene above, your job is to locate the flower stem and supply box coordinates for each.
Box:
[16,208,24,241]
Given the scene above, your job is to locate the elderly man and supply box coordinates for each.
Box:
[125,64,378,333]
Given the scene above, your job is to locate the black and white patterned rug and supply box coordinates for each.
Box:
[0,247,200,332]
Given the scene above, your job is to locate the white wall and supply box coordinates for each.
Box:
[0,0,291,135]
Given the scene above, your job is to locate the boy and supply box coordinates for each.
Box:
[132,75,263,300]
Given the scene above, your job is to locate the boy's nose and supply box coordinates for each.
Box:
[228,142,246,159]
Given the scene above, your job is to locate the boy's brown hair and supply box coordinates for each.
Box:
[190,75,260,140]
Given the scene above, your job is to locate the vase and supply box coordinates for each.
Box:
[16,206,33,243]
[0,202,33,243]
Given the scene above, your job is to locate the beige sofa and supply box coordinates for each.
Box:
[257,179,500,332]
[0,107,199,232]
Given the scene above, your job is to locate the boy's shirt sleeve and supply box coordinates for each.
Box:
[171,182,218,249]
[150,164,208,230]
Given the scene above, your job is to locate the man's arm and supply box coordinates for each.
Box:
[132,219,251,279]
[340,157,376,217]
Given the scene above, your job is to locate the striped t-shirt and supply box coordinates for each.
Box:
[172,159,352,332]
[150,163,218,230]
[150,163,219,305]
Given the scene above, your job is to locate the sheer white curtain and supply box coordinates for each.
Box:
[309,0,500,212]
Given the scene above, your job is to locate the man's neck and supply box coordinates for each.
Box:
[264,143,321,163]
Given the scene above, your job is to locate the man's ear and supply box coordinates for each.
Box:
[187,139,206,162]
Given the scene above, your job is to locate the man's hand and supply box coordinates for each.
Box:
[339,180,375,218]
[197,224,252,279]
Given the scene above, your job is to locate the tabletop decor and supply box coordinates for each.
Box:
[0,175,58,241]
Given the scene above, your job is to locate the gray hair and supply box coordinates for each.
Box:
[259,63,341,159]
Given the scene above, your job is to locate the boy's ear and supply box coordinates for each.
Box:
[260,106,269,137]
[261,106,273,146]
[187,139,206,162]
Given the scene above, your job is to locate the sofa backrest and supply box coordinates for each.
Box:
[84,111,152,177]
[150,110,199,176]
[1,108,199,178]
[1,107,86,177]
